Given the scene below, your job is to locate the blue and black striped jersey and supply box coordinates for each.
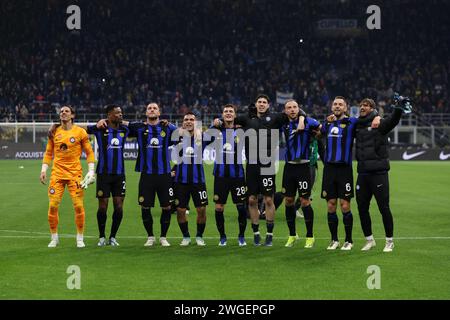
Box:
[87,124,129,175]
[283,117,320,162]
[207,126,245,178]
[129,122,177,174]
[174,134,207,184]
[321,117,358,165]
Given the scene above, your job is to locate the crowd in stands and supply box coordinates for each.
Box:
[0,0,449,122]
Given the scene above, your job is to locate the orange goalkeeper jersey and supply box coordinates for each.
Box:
[43,125,95,180]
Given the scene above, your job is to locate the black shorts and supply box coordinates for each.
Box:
[96,174,126,198]
[282,163,312,199]
[321,163,354,200]
[214,176,247,204]
[138,173,174,207]
[175,183,208,208]
[246,164,276,197]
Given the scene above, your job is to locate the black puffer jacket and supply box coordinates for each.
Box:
[355,109,402,174]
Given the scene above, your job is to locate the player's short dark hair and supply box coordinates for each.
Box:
[184,111,196,118]
[360,98,376,109]
[104,104,120,114]
[255,94,270,103]
[333,96,348,106]
[222,104,237,112]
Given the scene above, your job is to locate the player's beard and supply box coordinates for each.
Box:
[334,111,344,119]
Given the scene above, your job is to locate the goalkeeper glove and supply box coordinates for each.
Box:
[392,92,413,114]
[81,163,96,189]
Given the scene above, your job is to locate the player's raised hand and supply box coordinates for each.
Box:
[327,114,337,123]
[160,119,169,126]
[371,116,381,128]
[213,118,222,128]
[194,128,202,142]
[97,119,108,129]
[296,116,306,131]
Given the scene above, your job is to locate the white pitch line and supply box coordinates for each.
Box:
[0,230,449,240]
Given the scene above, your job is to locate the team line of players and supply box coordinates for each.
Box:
[40,94,407,252]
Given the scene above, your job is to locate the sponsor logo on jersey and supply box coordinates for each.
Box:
[70,137,76,143]
[147,138,161,149]
[223,143,234,154]
[108,138,122,149]
[185,147,195,156]
[329,126,342,138]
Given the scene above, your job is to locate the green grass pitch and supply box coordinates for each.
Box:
[1,160,449,300]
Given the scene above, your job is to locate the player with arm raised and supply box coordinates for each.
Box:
[355,95,412,252]
[40,105,95,248]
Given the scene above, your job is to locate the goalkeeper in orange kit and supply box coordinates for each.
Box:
[39,105,96,248]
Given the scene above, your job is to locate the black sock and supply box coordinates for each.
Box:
[109,208,123,239]
[178,221,190,238]
[285,205,296,236]
[160,208,171,237]
[251,223,259,234]
[237,204,247,237]
[266,220,274,234]
[328,212,338,241]
[196,223,206,237]
[343,211,353,243]
[302,205,314,237]
[274,192,284,210]
[215,210,226,238]
[141,208,154,237]
[97,208,107,238]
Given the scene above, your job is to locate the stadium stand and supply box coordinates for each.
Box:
[0,0,449,123]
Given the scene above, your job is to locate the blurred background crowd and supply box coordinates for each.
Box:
[0,0,448,122]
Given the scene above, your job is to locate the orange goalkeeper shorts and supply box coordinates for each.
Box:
[48,177,84,201]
